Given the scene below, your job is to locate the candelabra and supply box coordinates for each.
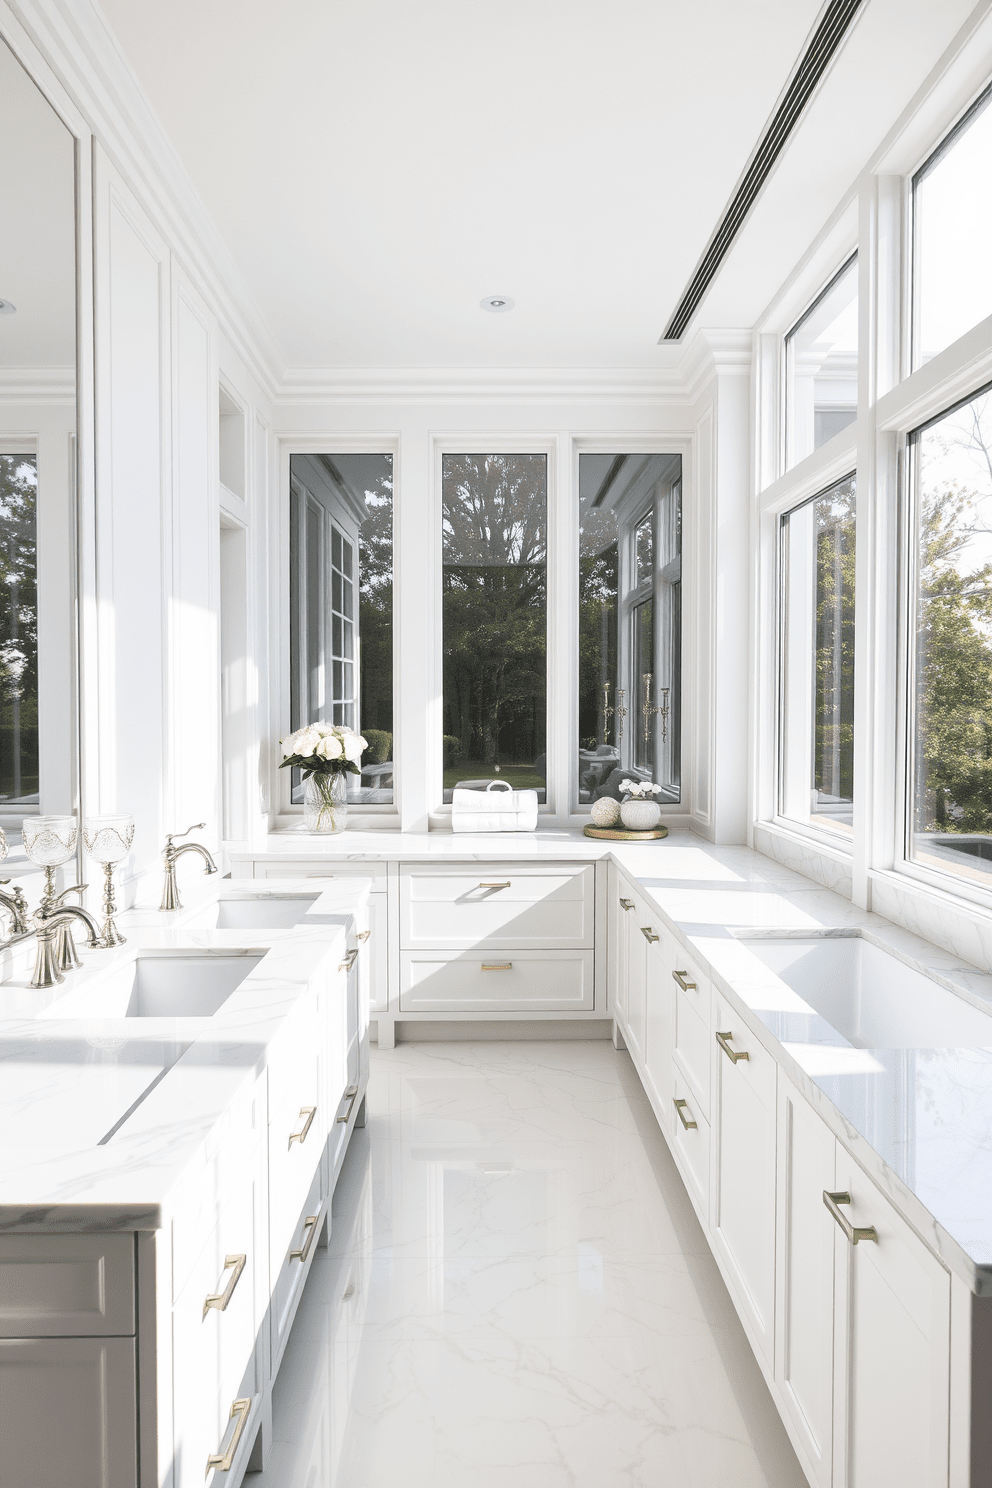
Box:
[641,674,672,747]
[601,682,627,748]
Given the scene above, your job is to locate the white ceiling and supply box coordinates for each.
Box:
[95,0,978,372]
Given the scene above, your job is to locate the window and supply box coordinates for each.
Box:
[914,86,992,368]
[779,474,856,836]
[289,454,393,805]
[441,454,547,804]
[0,454,38,810]
[576,453,681,809]
[785,256,858,470]
[908,385,992,885]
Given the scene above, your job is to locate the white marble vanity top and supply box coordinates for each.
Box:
[0,879,364,1234]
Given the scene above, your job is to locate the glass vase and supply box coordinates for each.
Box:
[303,771,348,834]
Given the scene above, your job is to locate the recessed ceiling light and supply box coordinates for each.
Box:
[480,295,514,313]
[0,300,16,315]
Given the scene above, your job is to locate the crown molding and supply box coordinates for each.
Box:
[680,329,754,404]
[6,0,284,401]
[0,366,76,403]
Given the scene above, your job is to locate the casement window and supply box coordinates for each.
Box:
[779,474,856,837]
[913,84,992,369]
[0,453,38,815]
[784,256,858,470]
[289,453,394,805]
[440,454,548,805]
[907,384,992,887]
[575,453,681,810]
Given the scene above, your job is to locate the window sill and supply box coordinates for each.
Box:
[752,819,854,897]
[868,867,992,977]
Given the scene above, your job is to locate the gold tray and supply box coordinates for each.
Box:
[582,824,668,841]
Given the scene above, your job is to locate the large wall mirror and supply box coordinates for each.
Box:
[0,40,78,851]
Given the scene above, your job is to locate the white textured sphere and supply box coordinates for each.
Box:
[620,799,662,831]
[591,797,621,827]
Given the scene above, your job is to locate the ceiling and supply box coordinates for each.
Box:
[95,0,978,372]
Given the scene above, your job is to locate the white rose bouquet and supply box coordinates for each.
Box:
[619,779,662,799]
[280,722,368,832]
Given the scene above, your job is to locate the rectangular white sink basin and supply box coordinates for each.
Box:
[184,896,318,931]
[746,936,992,1049]
[50,953,266,1019]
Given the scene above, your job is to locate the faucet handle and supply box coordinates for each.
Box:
[55,882,87,908]
[165,822,206,847]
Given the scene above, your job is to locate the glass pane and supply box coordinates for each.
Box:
[442,454,547,804]
[0,455,38,805]
[786,257,858,470]
[779,474,856,834]
[576,454,681,808]
[910,386,992,883]
[288,454,394,805]
[915,90,992,367]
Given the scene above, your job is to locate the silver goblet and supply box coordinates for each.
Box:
[82,815,134,948]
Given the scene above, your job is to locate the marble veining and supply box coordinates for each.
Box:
[255,1042,806,1488]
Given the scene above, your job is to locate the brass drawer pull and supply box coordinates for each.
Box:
[478,881,511,890]
[338,948,358,972]
[716,1030,749,1064]
[290,1214,320,1263]
[673,1098,697,1131]
[202,1253,246,1320]
[482,962,512,971]
[619,898,634,911]
[823,1190,878,1245]
[673,970,696,992]
[336,1085,360,1123]
[356,929,370,942]
[205,1396,251,1475]
[288,1105,316,1147]
[641,926,659,943]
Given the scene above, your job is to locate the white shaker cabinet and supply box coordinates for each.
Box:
[831,1148,950,1488]
[611,873,634,1027]
[643,923,674,1131]
[711,994,777,1367]
[623,891,648,1063]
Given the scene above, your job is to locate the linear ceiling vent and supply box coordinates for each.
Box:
[660,0,864,343]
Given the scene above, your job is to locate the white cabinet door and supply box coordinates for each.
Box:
[0,1336,136,1488]
[624,895,648,1062]
[832,1150,950,1488]
[775,1076,836,1488]
[365,892,388,1014]
[712,999,777,1365]
[643,926,674,1129]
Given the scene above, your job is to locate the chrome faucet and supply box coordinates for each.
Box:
[29,903,104,990]
[52,883,88,972]
[160,823,218,911]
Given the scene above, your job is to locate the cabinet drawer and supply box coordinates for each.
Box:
[171,1077,262,1301]
[714,997,775,1111]
[673,956,712,1119]
[271,1169,324,1374]
[269,1047,324,1270]
[173,1181,258,1488]
[250,860,386,890]
[399,864,594,949]
[671,1074,710,1219]
[0,1234,134,1338]
[399,949,594,1012]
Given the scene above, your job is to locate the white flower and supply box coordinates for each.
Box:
[342,731,367,764]
[619,779,637,795]
[621,779,662,799]
[315,733,343,761]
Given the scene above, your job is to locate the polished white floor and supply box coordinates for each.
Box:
[253,1041,807,1487]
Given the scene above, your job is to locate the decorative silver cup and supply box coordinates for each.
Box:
[22,815,86,970]
[82,814,134,948]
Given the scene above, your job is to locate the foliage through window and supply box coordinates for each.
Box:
[779,474,856,834]
[441,454,547,804]
[577,453,681,810]
[909,386,992,883]
[0,455,38,807]
[289,454,393,805]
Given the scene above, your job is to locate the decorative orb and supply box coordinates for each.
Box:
[590,797,621,828]
[620,799,662,831]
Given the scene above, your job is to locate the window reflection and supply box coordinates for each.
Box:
[0,454,38,807]
[576,454,681,809]
[785,256,858,470]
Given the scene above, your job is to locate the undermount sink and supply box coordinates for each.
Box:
[45,952,266,1019]
[745,935,992,1049]
[183,895,318,931]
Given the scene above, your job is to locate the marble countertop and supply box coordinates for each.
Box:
[0,879,365,1233]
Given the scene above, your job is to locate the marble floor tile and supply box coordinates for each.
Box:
[253,1041,807,1488]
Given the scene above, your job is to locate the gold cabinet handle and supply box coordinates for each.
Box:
[716,1030,749,1064]
[482,962,512,971]
[288,1105,316,1148]
[205,1396,251,1475]
[641,926,659,943]
[478,881,511,890]
[619,898,634,911]
[290,1214,320,1263]
[338,948,358,972]
[336,1085,360,1123]
[823,1190,878,1246]
[356,929,370,942]
[202,1253,246,1320]
[673,970,696,992]
[673,1097,697,1131]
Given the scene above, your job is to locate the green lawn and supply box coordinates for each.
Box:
[443,760,546,791]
